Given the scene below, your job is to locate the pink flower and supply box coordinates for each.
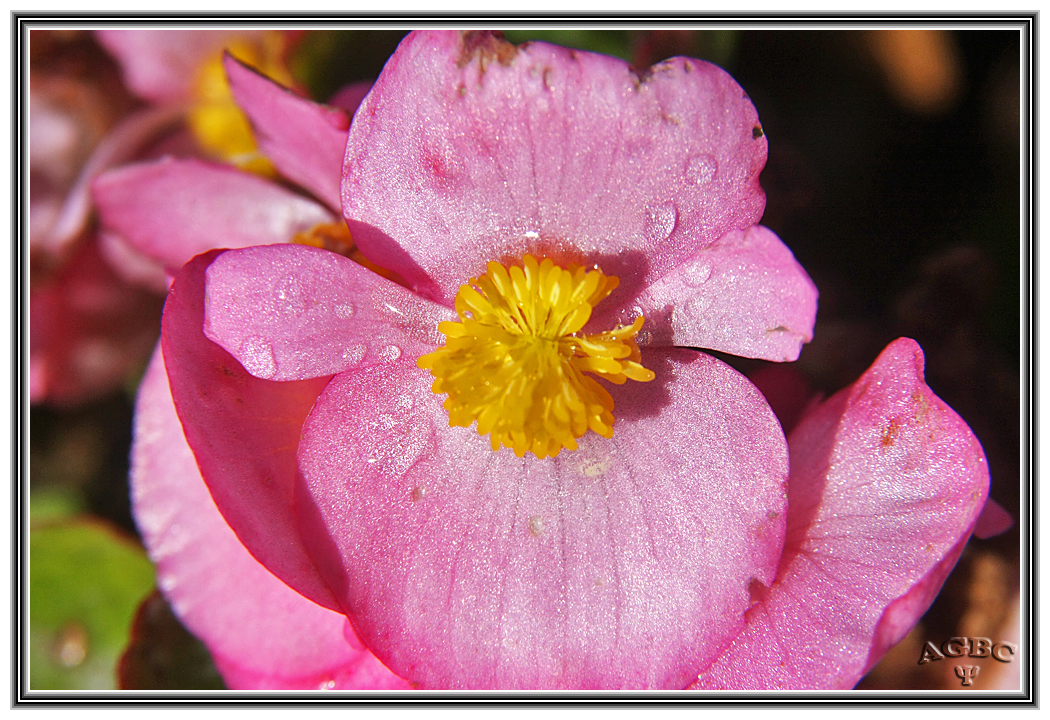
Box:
[138,31,988,690]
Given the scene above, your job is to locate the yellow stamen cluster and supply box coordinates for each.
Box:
[188,34,293,175]
[417,255,655,459]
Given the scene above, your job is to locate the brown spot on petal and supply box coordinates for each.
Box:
[881,418,902,447]
[458,31,517,70]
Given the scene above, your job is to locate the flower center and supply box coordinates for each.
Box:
[417,255,654,459]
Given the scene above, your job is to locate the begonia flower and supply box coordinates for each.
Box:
[29,29,301,406]
[146,30,989,690]
[96,29,299,174]
[98,56,405,689]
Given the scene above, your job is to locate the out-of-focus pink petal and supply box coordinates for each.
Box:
[203,244,453,381]
[972,497,1014,539]
[93,157,332,273]
[225,55,355,212]
[161,250,337,611]
[96,29,264,103]
[343,31,767,304]
[296,348,788,689]
[327,81,373,115]
[693,338,989,690]
[97,229,170,292]
[30,236,163,406]
[131,344,407,689]
[597,225,817,361]
[40,105,183,255]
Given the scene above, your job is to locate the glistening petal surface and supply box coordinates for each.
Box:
[161,250,337,610]
[131,344,406,689]
[203,244,453,382]
[595,225,818,361]
[225,55,357,212]
[296,349,789,689]
[93,157,332,272]
[692,338,989,689]
[342,31,767,304]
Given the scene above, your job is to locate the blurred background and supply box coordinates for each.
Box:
[26,27,1023,691]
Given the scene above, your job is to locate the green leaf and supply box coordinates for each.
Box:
[29,518,155,689]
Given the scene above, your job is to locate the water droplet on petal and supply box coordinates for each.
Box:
[686,294,712,317]
[342,344,366,366]
[239,336,277,379]
[318,678,336,690]
[274,276,306,315]
[411,485,426,502]
[644,201,677,242]
[529,515,546,537]
[334,302,355,319]
[686,153,718,184]
[682,259,712,286]
[379,345,402,362]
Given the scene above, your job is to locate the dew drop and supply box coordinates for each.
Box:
[411,485,426,502]
[682,259,712,286]
[379,345,402,362]
[274,276,306,315]
[334,302,355,319]
[342,344,366,366]
[644,201,677,241]
[239,336,277,379]
[318,679,336,690]
[686,153,718,184]
[528,515,546,537]
[686,294,712,317]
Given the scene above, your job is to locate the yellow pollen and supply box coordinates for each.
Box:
[417,255,655,459]
[292,221,401,282]
[188,34,293,175]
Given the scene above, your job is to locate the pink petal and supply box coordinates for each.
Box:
[96,29,265,103]
[39,105,184,256]
[972,497,1013,539]
[97,229,170,293]
[225,54,354,212]
[596,225,818,361]
[693,338,990,689]
[30,236,163,406]
[203,243,453,381]
[93,157,332,273]
[131,344,407,689]
[296,348,788,689]
[161,249,337,611]
[212,649,410,690]
[343,31,767,304]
